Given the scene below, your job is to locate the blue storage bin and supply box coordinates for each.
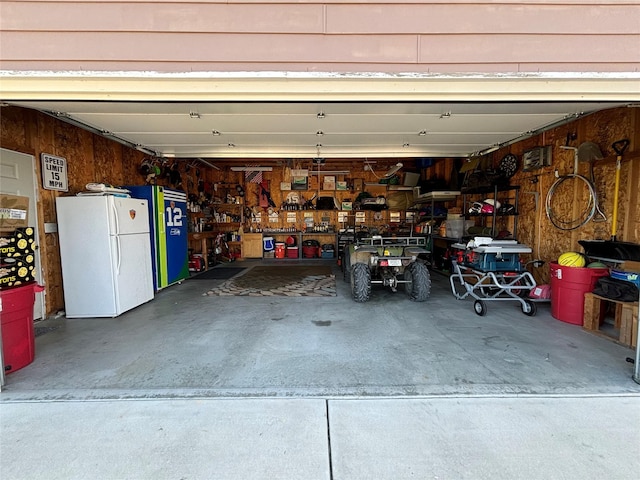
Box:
[611,269,640,288]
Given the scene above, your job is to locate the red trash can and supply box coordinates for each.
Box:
[1,282,44,374]
[549,262,608,325]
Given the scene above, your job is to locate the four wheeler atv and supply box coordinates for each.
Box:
[342,235,431,302]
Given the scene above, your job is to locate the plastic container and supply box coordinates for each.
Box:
[275,242,286,259]
[464,220,475,235]
[303,245,318,258]
[445,219,465,239]
[285,235,297,246]
[611,269,640,289]
[550,262,609,325]
[263,237,274,251]
[1,282,44,374]
[286,246,299,258]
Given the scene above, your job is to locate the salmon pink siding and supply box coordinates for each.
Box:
[1,1,639,73]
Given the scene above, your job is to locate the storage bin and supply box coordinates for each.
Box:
[286,246,299,258]
[611,269,640,289]
[445,219,465,239]
[550,262,609,325]
[1,282,44,374]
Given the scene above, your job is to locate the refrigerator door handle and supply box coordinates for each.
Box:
[112,201,120,235]
[115,235,122,275]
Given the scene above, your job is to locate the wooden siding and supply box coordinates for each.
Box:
[1,1,639,73]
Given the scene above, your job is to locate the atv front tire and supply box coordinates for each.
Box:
[404,262,431,302]
[351,262,371,302]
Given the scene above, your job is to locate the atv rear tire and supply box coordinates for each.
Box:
[404,262,431,302]
[351,262,371,302]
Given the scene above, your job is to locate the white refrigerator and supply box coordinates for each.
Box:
[56,195,155,318]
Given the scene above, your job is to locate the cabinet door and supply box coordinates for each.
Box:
[242,233,264,258]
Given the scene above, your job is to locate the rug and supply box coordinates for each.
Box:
[190,267,246,280]
[205,265,336,297]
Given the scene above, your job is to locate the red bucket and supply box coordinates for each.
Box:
[550,262,609,325]
[275,243,286,259]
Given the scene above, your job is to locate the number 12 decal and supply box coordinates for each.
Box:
[166,205,183,227]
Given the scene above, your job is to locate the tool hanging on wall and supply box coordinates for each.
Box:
[258,180,276,209]
[577,141,606,222]
[610,139,629,241]
[545,146,598,230]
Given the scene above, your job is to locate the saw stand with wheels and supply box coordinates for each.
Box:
[449,239,538,316]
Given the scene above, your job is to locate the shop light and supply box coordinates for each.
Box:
[229,166,274,172]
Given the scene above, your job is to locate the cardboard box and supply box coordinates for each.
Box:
[353,179,363,191]
[0,227,36,289]
[336,181,348,190]
[323,181,335,191]
[0,227,36,258]
[622,260,640,273]
[341,202,353,211]
[0,256,36,289]
[0,194,29,231]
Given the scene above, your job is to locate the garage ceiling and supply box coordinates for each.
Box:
[9,99,628,160]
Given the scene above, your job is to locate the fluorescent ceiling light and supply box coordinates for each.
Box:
[230,166,273,171]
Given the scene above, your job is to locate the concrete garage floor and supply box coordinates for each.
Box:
[2,260,639,479]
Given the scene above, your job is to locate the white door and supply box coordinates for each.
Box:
[0,149,44,319]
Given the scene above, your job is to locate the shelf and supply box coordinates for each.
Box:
[413,190,461,202]
[461,185,520,195]
[461,184,520,240]
[432,235,466,242]
[465,213,519,218]
[363,183,414,191]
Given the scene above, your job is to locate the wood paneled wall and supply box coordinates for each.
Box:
[2,104,639,315]
[1,106,150,316]
[480,107,640,284]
